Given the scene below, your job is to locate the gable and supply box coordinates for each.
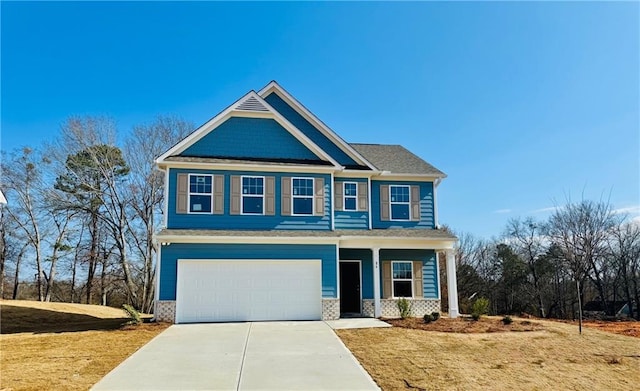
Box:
[263,92,361,167]
[179,117,322,162]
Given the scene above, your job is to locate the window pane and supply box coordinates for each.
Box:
[390,186,409,203]
[293,178,313,196]
[391,204,410,220]
[392,262,412,279]
[243,196,263,214]
[242,177,264,195]
[190,175,212,194]
[189,194,211,213]
[393,281,412,297]
[293,197,313,215]
[344,183,357,196]
[344,197,356,211]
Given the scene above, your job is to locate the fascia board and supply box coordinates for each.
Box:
[155,235,339,245]
[157,161,340,174]
[338,236,456,249]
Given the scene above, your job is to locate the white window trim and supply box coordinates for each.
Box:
[240,175,265,215]
[187,173,214,214]
[389,185,411,221]
[291,177,315,216]
[343,181,358,211]
[391,260,413,298]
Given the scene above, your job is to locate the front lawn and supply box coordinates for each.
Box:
[337,317,640,391]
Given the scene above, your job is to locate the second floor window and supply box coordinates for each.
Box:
[343,182,357,211]
[292,178,314,215]
[242,176,264,214]
[390,185,410,220]
[189,174,213,213]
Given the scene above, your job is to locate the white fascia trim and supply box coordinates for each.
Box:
[374,172,447,181]
[156,91,342,168]
[157,161,339,174]
[334,169,382,178]
[155,235,340,245]
[258,82,378,171]
[338,237,456,250]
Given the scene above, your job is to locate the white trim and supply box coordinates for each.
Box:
[291,176,315,216]
[342,181,358,211]
[187,173,214,214]
[330,172,335,231]
[155,235,340,245]
[373,248,381,317]
[435,251,442,300]
[162,167,169,227]
[156,91,343,168]
[367,177,372,229]
[154,242,163,319]
[335,246,340,298]
[335,170,381,178]
[433,182,439,228]
[339,260,362,314]
[389,185,411,221]
[158,161,339,174]
[240,175,265,215]
[257,81,377,170]
[376,173,446,181]
[391,260,414,298]
[445,249,459,318]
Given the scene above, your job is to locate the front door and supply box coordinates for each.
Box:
[339,261,361,315]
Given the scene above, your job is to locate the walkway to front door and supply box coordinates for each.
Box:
[340,261,361,316]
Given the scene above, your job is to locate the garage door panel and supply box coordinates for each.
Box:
[176,260,322,323]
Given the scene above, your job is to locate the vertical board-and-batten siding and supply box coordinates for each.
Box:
[263,92,358,166]
[334,178,369,229]
[159,243,338,300]
[372,180,435,229]
[168,168,331,230]
[179,117,321,161]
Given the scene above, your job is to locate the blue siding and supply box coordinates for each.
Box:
[180,117,320,161]
[371,180,435,229]
[160,243,338,300]
[339,249,374,299]
[264,93,358,166]
[379,249,439,299]
[334,178,369,229]
[167,168,332,230]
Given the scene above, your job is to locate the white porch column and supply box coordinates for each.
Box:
[445,249,459,318]
[372,247,381,317]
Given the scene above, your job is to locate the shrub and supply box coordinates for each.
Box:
[471,297,490,320]
[431,312,440,321]
[423,314,434,323]
[122,304,142,325]
[397,298,412,319]
[502,316,513,325]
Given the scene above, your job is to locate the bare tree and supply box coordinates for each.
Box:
[608,221,640,319]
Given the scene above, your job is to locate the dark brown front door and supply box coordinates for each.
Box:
[340,261,361,314]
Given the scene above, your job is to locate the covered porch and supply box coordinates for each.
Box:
[336,229,459,319]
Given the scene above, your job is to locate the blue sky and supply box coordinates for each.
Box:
[2,1,638,238]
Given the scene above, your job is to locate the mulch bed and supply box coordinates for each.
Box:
[385,316,544,333]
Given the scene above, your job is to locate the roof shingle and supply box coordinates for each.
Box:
[350,143,446,176]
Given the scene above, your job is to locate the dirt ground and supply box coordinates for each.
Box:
[571,319,640,338]
[386,316,545,333]
[0,300,168,391]
[337,317,640,391]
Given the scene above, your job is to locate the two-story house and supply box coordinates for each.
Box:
[154,81,459,323]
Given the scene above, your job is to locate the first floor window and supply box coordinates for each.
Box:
[390,185,410,220]
[242,176,264,214]
[344,182,357,211]
[392,261,413,297]
[292,178,314,215]
[189,174,212,213]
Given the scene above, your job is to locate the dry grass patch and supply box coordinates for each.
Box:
[0,300,168,391]
[337,318,640,391]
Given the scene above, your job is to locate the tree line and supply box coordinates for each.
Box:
[447,202,640,320]
[1,116,192,313]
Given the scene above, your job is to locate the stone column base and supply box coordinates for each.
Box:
[322,298,340,320]
[155,300,176,323]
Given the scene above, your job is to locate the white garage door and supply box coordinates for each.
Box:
[176,259,322,323]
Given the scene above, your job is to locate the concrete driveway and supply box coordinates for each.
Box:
[92,321,379,390]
